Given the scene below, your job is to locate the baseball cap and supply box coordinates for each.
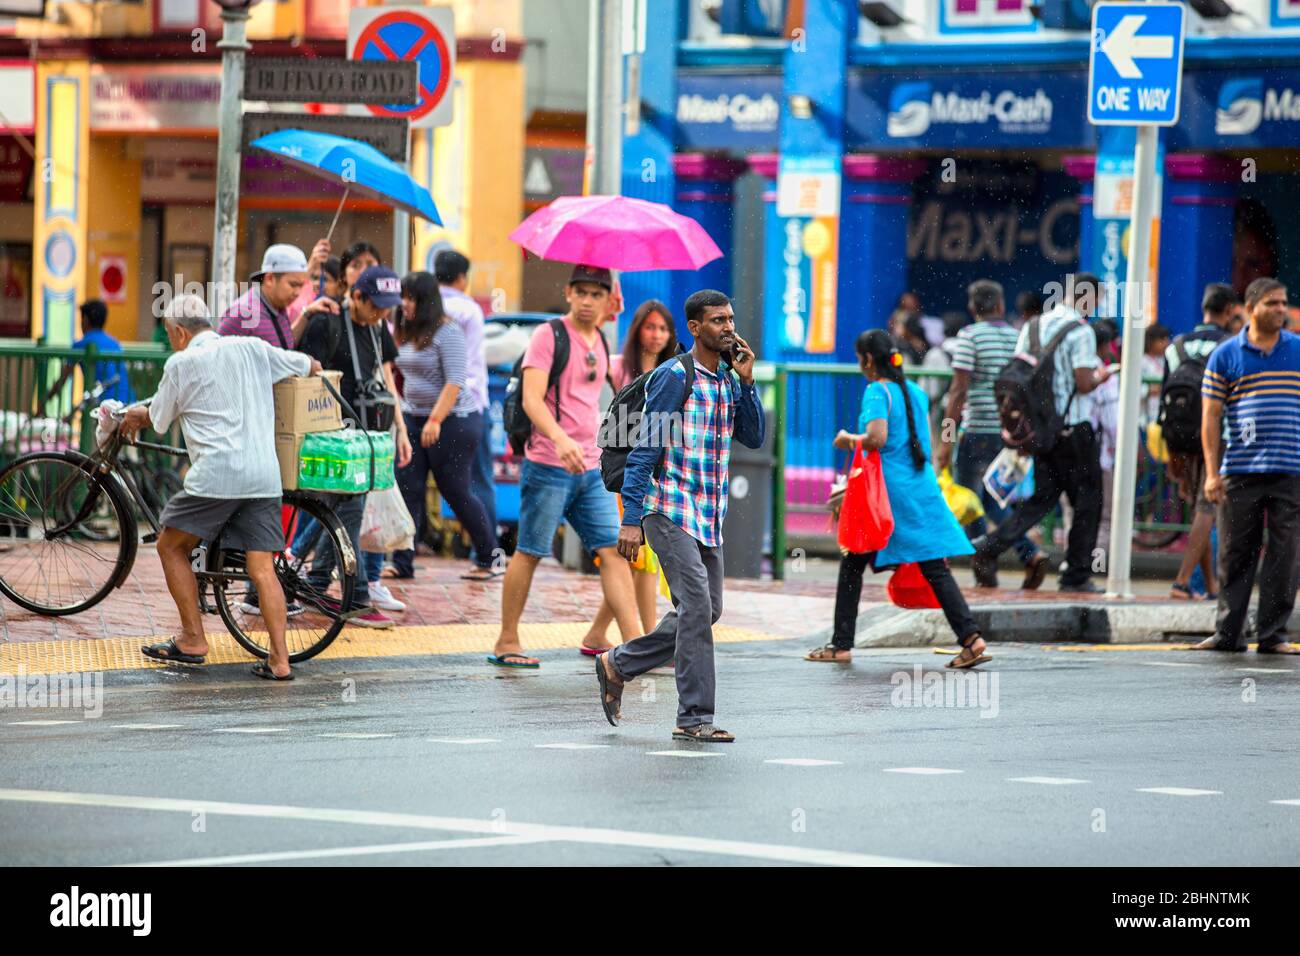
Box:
[568,263,613,291]
[250,243,309,280]
[353,265,402,309]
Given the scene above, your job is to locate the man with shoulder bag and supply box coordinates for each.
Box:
[298,265,413,627]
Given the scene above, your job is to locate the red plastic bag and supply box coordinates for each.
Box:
[837,444,893,554]
[887,562,941,609]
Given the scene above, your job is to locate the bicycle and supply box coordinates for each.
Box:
[0,404,362,663]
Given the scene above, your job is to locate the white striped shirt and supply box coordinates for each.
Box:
[950,319,1019,434]
[149,330,311,498]
[396,321,477,417]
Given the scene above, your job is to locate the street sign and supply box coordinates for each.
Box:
[347,5,456,129]
[1087,3,1186,127]
[243,57,418,106]
[241,112,411,162]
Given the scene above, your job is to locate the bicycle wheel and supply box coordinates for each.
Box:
[0,451,137,614]
[208,494,358,663]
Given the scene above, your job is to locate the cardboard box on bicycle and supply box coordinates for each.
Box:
[273,370,343,434]
[276,429,396,493]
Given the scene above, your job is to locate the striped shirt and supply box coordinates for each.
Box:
[1164,323,1227,377]
[149,330,311,498]
[217,289,294,349]
[1015,306,1099,427]
[395,321,478,417]
[950,319,1018,434]
[439,286,489,412]
[1202,328,1300,476]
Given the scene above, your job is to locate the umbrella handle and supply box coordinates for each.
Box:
[321,187,349,297]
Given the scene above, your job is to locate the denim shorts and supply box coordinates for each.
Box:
[516,459,621,558]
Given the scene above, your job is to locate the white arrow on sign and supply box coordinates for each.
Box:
[1101,15,1175,80]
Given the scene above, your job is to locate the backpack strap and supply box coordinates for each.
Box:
[546,318,569,420]
[1028,317,1042,355]
[1041,317,1086,423]
[1174,337,1189,366]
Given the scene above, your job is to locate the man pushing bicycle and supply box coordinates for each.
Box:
[120,294,321,680]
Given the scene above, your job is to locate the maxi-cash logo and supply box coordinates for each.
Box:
[887,81,1054,138]
[1213,77,1300,137]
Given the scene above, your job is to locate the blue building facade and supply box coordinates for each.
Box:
[618,0,1300,511]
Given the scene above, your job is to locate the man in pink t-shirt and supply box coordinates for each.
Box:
[490,265,638,669]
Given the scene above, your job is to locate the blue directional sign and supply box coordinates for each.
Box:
[1088,3,1186,127]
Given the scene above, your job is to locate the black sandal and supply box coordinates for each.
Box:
[672,724,735,743]
[251,662,294,681]
[141,637,205,665]
[946,633,992,670]
[595,654,623,726]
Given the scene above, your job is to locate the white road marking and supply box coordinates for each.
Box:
[883,767,963,775]
[426,737,500,745]
[0,788,952,867]
[646,750,725,759]
[111,724,183,731]
[535,743,610,750]
[1237,668,1294,674]
[317,733,396,740]
[1136,787,1222,796]
[764,759,843,767]
[126,835,546,867]
[6,720,82,726]
[1270,799,1300,807]
[211,727,285,734]
[1007,776,1090,786]
[1139,661,1201,668]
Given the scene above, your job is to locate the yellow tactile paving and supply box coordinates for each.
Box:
[0,623,783,675]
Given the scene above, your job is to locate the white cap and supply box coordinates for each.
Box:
[250,243,309,280]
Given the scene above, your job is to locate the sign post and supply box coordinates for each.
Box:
[349,5,456,277]
[210,0,254,314]
[1088,2,1186,599]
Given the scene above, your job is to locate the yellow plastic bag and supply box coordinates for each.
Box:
[1146,422,1170,464]
[938,468,985,526]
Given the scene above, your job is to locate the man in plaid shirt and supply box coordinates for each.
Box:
[595,290,765,743]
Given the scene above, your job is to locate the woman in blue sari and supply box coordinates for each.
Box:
[807,329,991,669]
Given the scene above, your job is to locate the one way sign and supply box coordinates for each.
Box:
[1087,3,1186,127]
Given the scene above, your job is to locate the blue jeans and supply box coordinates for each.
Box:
[516,460,620,558]
[956,431,1040,566]
[471,422,498,544]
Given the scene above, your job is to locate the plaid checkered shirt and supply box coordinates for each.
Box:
[621,357,765,548]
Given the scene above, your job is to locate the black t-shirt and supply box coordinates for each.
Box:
[299,304,398,408]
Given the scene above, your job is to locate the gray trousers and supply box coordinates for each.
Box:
[608,513,724,728]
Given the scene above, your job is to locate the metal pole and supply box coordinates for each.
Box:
[585,0,623,197]
[211,3,251,315]
[391,135,412,275]
[1106,123,1159,599]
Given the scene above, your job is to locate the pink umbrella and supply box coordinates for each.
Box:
[509,195,723,272]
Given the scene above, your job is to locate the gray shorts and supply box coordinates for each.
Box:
[160,493,284,552]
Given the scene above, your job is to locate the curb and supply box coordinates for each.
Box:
[802,601,1220,648]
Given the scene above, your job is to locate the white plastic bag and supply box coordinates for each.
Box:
[360,485,415,552]
[93,400,127,449]
[983,447,1034,510]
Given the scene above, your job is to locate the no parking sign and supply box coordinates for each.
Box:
[348,6,456,129]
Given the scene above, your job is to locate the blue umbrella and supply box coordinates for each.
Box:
[249,129,442,241]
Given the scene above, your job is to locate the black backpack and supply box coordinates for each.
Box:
[502,319,610,456]
[598,353,696,493]
[1158,338,1210,456]
[994,316,1085,456]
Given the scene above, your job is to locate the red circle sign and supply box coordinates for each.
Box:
[100,264,124,296]
[353,11,452,122]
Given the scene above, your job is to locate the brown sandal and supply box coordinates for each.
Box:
[672,724,735,743]
[946,633,992,670]
[595,654,623,726]
[805,644,852,662]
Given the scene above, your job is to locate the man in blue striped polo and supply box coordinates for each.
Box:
[1195,277,1300,654]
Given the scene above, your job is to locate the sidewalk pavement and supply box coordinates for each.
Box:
[0,547,1219,670]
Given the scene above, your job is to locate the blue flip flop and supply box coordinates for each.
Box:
[487,653,540,669]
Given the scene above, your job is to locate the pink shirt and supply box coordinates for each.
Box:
[521,316,609,471]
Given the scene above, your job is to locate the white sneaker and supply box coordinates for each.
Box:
[367,582,406,613]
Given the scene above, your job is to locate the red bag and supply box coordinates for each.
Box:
[836,444,894,554]
[887,563,941,609]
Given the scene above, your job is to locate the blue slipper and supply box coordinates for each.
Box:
[487,653,540,669]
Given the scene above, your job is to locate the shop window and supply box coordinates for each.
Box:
[0,242,32,339]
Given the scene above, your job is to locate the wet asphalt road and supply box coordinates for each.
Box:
[1,640,1298,866]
